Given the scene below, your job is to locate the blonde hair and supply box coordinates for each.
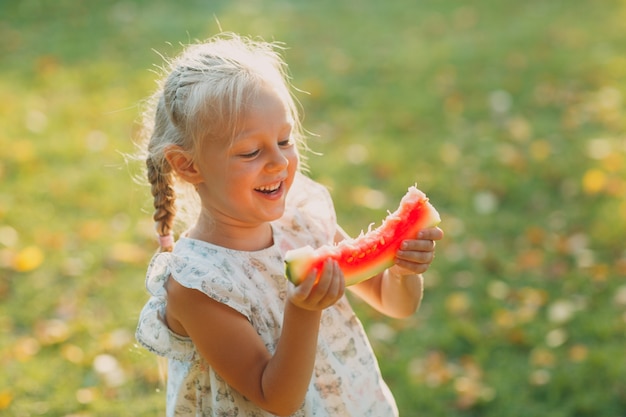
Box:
[137,33,306,251]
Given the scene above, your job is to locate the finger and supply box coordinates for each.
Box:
[396,240,436,262]
[327,261,345,300]
[396,249,435,265]
[305,259,334,305]
[417,227,444,241]
[399,239,436,253]
[292,268,318,300]
[336,262,346,296]
[394,258,430,274]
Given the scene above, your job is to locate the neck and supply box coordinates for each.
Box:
[188,212,274,251]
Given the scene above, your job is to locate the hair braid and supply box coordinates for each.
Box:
[163,68,186,128]
[147,156,177,252]
[137,34,307,251]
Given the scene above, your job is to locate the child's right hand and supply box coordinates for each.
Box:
[288,259,345,311]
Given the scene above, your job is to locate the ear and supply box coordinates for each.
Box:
[164,145,203,185]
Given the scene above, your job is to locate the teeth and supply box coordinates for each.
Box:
[256,182,281,192]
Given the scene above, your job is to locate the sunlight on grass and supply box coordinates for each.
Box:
[1,0,626,416]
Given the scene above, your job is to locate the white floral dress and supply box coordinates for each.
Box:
[136,174,399,417]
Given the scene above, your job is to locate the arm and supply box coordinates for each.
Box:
[344,226,444,318]
[164,259,344,417]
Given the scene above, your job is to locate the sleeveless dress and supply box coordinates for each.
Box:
[136,174,399,417]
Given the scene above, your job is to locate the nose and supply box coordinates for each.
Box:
[266,146,290,172]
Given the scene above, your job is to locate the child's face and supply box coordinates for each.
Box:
[195,84,298,228]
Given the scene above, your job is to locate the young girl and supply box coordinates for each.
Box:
[135,33,443,417]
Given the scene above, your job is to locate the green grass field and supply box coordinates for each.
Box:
[2,0,626,415]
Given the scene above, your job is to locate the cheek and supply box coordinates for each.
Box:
[282,152,298,187]
[288,149,299,171]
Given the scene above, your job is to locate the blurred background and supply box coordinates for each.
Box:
[1,0,625,415]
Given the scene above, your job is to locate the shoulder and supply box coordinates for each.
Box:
[169,238,240,286]
[164,239,255,319]
[165,276,248,337]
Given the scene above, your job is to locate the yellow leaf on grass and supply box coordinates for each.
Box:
[445,292,471,315]
[517,249,545,270]
[109,242,148,264]
[530,347,556,367]
[61,344,85,364]
[569,344,589,362]
[12,246,44,272]
[530,140,551,161]
[79,219,105,241]
[13,337,40,361]
[0,390,13,410]
[11,140,36,163]
[601,152,623,172]
[582,169,606,194]
[35,319,70,345]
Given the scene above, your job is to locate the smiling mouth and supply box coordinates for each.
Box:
[255,181,282,194]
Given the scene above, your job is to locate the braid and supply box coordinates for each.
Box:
[163,68,185,128]
[147,156,177,252]
[138,34,306,252]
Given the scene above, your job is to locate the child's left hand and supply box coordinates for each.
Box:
[391,227,444,276]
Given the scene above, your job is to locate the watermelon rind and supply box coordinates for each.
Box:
[284,185,440,286]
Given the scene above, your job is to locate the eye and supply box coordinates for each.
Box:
[279,137,294,147]
[239,149,260,158]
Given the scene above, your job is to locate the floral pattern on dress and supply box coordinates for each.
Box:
[136,173,399,416]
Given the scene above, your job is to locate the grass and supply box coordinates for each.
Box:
[1,0,626,415]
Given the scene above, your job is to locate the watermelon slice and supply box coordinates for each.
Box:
[285,185,441,286]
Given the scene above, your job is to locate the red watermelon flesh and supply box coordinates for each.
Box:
[285,185,441,286]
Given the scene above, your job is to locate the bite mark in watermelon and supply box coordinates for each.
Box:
[285,185,441,286]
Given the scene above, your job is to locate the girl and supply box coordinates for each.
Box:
[135,33,443,417]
